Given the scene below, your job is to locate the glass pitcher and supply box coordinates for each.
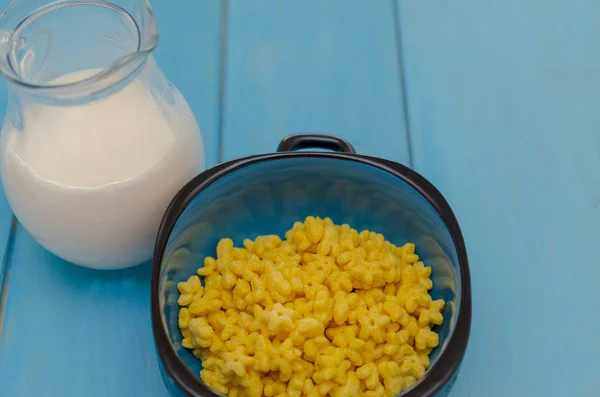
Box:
[0,0,205,269]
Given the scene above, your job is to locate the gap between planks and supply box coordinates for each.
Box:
[0,217,19,337]
[217,0,230,164]
[392,0,415,168]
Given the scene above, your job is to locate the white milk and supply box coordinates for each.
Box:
[0,69,205,269]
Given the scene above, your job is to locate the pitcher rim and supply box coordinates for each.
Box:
[0,0,159,93]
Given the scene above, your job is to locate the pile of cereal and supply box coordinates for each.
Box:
[177,217,445,397]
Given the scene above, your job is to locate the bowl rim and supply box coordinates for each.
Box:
[151,151,472,397]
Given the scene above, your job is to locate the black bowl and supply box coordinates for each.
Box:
[151,134,471,397]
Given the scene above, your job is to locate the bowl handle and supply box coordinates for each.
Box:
[277,134,356,154]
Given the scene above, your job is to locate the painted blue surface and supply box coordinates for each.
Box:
[0,0,597,396]
[398,1,600,396]
[223,0,409,162]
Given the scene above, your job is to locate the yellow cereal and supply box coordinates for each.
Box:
[176,217,445,396]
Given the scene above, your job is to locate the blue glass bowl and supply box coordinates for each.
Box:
[151,134,471,397]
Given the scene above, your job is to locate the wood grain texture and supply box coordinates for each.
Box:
[0,1,223,396]
[223,0,410,162]
[397,1,600,396]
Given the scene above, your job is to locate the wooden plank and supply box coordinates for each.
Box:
[223,0,410,161]
[397,1,600,396]
[0,1,223,396]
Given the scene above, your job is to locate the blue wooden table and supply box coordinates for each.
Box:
[1,1,599,396]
